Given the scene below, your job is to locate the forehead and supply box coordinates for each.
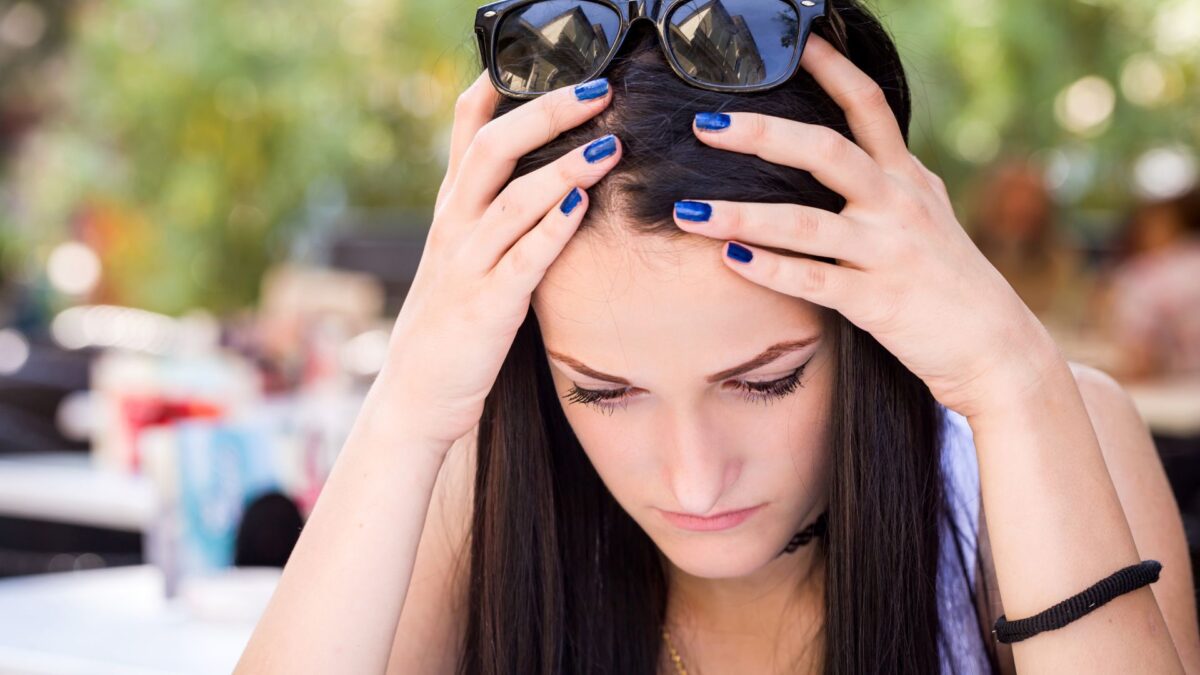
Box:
[532,225,826,367]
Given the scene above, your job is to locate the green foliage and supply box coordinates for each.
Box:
[2,0,1196,313]
[7,0,480,313]
[882,0,1197,212]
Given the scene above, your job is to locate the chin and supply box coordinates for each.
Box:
[649,528,783,579]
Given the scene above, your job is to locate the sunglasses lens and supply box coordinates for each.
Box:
[666,0,802,87]
[495,1,621,95]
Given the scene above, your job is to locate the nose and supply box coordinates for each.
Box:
[662,406,742,516]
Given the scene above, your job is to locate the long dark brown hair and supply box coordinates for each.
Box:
[460,1,1000,672]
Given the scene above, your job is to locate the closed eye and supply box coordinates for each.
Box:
[563,359,811,416]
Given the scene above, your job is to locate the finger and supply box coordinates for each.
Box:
[488,185,590,297]
[717,240,870,317]
[671,199,874,268]
[447,77,613,218]
[463,134,621,273]
[436,70,500,216]
[693,111,893,206]
[799,34,914,174]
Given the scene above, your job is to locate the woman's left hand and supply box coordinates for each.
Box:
[673,34,1061,420]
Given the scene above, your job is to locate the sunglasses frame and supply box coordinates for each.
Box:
[474,0,849,100]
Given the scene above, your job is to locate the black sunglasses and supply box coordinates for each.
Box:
[474,0,850,99]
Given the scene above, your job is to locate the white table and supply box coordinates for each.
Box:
[0,453,155,531]
[0,565,278,675]
[1124,378,1200,438]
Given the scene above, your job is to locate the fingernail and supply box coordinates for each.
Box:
[560,187,583,215]
[695,112,731,132]
[674,200,712,222]
[574,78,609,102]
[584,134,617,163]
[726,242,753,263]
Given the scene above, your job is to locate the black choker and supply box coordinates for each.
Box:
[780,510,827,555]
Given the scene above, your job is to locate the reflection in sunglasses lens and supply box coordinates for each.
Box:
[495,0,621,94]
[667,0,801,87]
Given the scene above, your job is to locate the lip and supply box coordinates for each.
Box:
[658,503,766,532]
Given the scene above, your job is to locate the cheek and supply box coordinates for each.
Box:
[560,407,654,487]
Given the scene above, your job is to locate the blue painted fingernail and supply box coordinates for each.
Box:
[695,112,731,131]
[584,134,617,163]
[674,200,712,222]
[574,78,609,101]
[726,242,753,263]
[560,187,583,215]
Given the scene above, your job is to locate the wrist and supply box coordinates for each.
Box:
[354,369,455,460]
[961,320,1067,423]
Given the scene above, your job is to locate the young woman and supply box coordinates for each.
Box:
[237,1,1200,672]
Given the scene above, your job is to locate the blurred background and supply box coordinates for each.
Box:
[0,0,1196,672]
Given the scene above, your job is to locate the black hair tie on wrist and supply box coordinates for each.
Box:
[992,559,1162,644]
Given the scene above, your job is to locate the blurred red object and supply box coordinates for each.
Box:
[119,396,224,471]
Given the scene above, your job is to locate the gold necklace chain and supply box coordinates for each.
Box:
[662,628,689,675]
[661,513,826,675]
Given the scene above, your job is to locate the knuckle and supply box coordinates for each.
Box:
[553,158,577,188]
[813,128,848,163]
[454,90,473,114]
[930,173,949,195]
[934,174,948,190]
[800,261,829,291]
[471,122,502,159]
[539,213,572,244]
[505,244,535,278]
[791,206,822,240]
[542,94,575,137]
[868,282,903,326]
[747,113,771,144]
[722,203,745,236]
[854,83,890,113]
[454,87,488,119]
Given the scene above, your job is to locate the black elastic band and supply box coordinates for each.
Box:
[992,559,1162,644]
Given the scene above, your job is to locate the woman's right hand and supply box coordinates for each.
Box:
[375,72,621,452]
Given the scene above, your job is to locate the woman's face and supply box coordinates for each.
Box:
[532,224,835,580]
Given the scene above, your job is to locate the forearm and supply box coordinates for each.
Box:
[236,375,450,674]
[967,337,1183,672]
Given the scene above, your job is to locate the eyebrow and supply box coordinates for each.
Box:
[545,336,821,386]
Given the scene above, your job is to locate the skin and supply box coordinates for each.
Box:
[538,33,1200,673]
[238,30,1200,675]
[532,228,834,671]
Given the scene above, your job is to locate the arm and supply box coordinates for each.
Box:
[1067,362,1200,672]
[973,362,1200,674]
[235,375,451,674]
[385,425,476,673]
[234,72,621,673]
[966,343,1189,672]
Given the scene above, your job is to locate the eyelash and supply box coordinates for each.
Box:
[563,361,811,415]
